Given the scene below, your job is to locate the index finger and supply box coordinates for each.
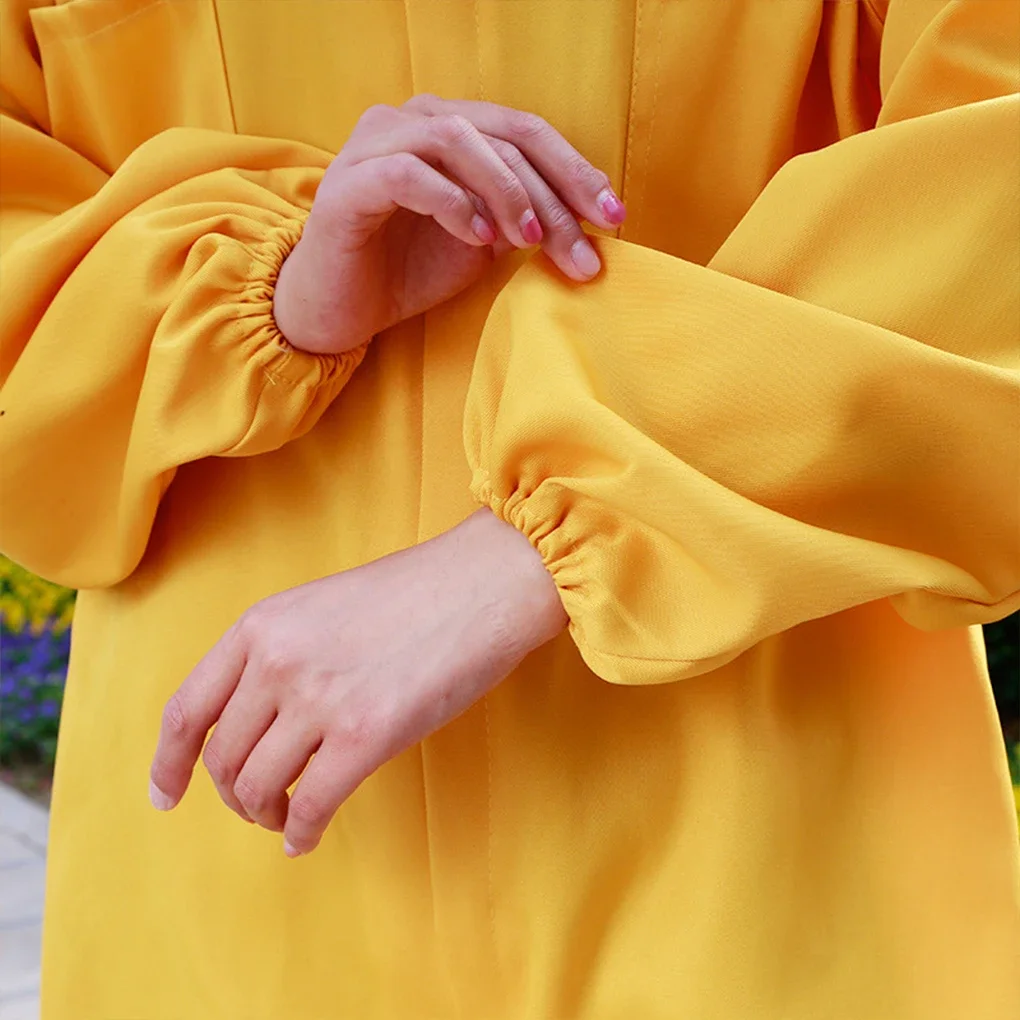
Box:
[402,95,626,231]
[149,622,247,811]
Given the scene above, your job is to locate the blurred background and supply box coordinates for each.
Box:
[1,551,1017,809]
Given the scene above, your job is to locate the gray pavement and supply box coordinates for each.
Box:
[0,783,47,1020]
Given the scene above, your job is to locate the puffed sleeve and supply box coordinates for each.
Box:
[464,0,1020,685]
[0,0,364,588]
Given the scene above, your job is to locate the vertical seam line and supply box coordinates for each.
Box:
[863,0,888,26]
[474,0,486,102]
[632,0,664,243]
[620,0,644,239]
[209,0,237,132]
[400,0,418,100]
[399,1,444,994]
[473,0,498,969]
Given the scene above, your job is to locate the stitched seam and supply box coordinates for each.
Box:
[400,0,446,1002]
[220,329,276,455]
[474,0,486,102]
[210,0,237,132]
[574,637,718,669]
[227,236,345,396]
[863,0,888,27]
[620,0,644,239]
[226,251,299,399]
[474,0,498,970]
[65,0,170,43]
[632,0,664,243]
[402,0,437,958]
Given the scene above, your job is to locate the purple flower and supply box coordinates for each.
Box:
[27,638,54,673]
[0,622,68,748]
[1,624,69,681]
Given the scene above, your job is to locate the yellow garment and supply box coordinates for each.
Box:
[1,0,1018,1016]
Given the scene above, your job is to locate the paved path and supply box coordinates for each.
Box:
[0,784,47,1020]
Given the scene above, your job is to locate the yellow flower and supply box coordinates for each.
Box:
[0,554,75,633]
[2,598,26,633]
[55,602,75,633]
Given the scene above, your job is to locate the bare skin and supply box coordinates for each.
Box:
[150,510,568,856]
[273,95,625,355]
[151,96,620,855]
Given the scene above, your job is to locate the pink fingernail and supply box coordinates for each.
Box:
[283,841,302,858]
[149,780,176,812]
[571,238,601,279]
[597,188,626,225]
[519,210,543,246]
[471,214,497,245]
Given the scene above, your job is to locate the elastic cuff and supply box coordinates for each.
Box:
[236,215,369,391]
[470,467,584,595]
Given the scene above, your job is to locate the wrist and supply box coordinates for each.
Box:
[456,509,568,661]
[273,234,368,355]
[273,237,323,353]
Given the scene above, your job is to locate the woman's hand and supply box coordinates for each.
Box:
[273,95,625,354]
[148,510,568,856]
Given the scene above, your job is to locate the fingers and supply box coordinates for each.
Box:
[337,99,622,275]
[233,718,322,833]
[282,741,366,857]
[403,95,626,231]
[200,670,277,823]
[150,621,247,810]
[333,152,500,249]
[485,135,601,281]
[342,112,539,248]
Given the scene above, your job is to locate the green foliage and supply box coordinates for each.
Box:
[0,555,75,766]
[0,555,75,635]
[1007,742,1020,788]
[985,615,1019,744]
[0,622,68,767]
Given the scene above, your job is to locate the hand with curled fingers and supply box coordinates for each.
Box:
[149,510,568,857]
[273,94,625,355]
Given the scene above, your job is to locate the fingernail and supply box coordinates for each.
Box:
[596,188,626,225]
[519,209,543,246]
[283,841,302,858]
[471,213,497,245]
[149,780,175,811]
[570,238,601,279]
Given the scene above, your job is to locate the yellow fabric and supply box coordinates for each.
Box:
[0,0,1018,1016]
